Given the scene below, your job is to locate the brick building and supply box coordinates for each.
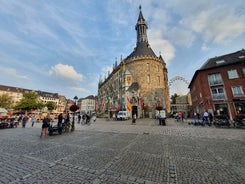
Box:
[98,6,170,118]
[189,49,245,120]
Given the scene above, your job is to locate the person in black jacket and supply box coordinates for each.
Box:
[40,114,51,138]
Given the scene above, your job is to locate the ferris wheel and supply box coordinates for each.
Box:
[169,76,190,96]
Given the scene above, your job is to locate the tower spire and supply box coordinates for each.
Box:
[135,5,148,45]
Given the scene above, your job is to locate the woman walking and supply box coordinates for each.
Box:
[40,114,51,138]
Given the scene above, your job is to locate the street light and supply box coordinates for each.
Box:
[74,96,78,104]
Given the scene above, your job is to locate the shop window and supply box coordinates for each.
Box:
[234,102,245,114]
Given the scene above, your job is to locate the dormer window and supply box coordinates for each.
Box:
[216,60,225,64]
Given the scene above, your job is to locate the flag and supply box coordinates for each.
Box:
[95,99,98,111]
[139,96,143,110]
[127,97,132,111]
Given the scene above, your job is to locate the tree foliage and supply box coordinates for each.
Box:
[46,101,57,112]
[14,92,44,111]
[0,94,12,109]
[170,93,179,104]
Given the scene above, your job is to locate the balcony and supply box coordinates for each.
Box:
[212,93,226,100]
[209,80,223,86]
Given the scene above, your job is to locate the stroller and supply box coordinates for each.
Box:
[49,121,63,136]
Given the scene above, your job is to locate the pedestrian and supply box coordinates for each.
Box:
[22,114,28,128]
[17,114,23,125]
[31,115,36,127]
[132,114,136,124]
[208,112,213,126]
[78,114,81,124]
[40,114,51,138]
[57,113,63,128]
[203,111,209,126]
[193,112,197,125]
[85,114,90,124]
[178,111,182,122]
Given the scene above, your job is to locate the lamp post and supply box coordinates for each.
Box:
[71,96,78,131]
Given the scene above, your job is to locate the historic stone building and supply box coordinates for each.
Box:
[98,6,170,118]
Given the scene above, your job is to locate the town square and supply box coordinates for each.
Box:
[0,1,245,183]
[0,119,244,184]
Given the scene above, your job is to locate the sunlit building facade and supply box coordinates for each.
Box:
[98,7,170,118]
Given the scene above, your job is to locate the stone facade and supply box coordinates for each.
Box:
[98,7,170,118]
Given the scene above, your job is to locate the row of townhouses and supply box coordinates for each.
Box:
[0,85,96,114]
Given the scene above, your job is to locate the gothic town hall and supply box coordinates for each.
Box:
[98,6,170,118]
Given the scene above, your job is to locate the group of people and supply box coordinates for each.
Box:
[40,112,70,137]
[175,111,187,122]
[193,111,213,126]
[15,114,37,128]
[40,112,96,137]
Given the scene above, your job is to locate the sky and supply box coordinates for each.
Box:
[0,0,245,99]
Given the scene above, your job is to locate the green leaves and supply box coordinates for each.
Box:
[14,92,44,111]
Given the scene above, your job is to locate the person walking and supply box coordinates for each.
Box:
[22,114,28,128]
[203,111,209,126]
[132,114,136,124]
[78,114,81,124]
[57,113,63,128]
[31,115,36,127]
[40,114,51,138]
[208,112,213,126]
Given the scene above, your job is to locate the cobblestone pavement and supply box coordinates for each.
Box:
[0,118,244,184]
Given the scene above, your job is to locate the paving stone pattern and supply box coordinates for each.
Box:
[0,118,244,184]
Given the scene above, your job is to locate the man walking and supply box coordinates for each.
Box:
[31,115,36,127]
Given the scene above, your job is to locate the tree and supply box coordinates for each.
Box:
[46,101,57,112]
[14,92,44,111]
[170,93,179,104]
[0,94,12,109]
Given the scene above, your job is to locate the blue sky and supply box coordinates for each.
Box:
[0,0,245,99]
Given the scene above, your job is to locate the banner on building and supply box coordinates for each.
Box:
[127,97,132,111]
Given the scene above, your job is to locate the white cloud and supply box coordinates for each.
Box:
[179,3,245,44]
[148,29,175,64]
[0,67,29,80]
[49,64,83,82]
[167,27,196,48]
[201,43,209,51]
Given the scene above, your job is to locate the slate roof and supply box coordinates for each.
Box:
[188,49,245,88]
[200,49,245,70]
[0,84,59,98]
[126,42,157,59]
[127,82,140,91]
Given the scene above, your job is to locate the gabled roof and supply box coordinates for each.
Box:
[124,70,131,75]
[188,49,245,88]
[200,49,245,70]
